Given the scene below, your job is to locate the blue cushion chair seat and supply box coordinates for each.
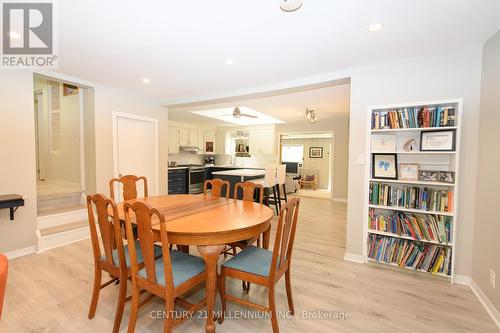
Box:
[139,250,206,287]
[222,245,274,277]
[101,239,163,268]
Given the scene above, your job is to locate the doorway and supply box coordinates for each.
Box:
[112,112,159,199]
[34,77,86,215]
[280,131,334,200]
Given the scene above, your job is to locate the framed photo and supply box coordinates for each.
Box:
[309,147,323,158]
[371,134,396,152]
[420,129,456,151]
[397,133,420,152]
[372,153,398,180]
[418,170,440,182]
[399,163,419,181]
[438,171,455,184]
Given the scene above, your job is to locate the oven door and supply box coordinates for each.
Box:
[189,169,206,194]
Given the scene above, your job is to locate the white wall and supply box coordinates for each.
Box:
[472,30,500,313]
[0,71,168,254]
[346,46,483,278]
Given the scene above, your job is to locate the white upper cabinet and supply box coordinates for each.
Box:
[249,128,275,155]
[178,128,189,146]
[168,127,180,154]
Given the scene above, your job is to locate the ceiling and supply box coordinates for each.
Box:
[168,83,350,126]
[55,1,500,102]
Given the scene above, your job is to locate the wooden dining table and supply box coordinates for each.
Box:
[114,194,274,333]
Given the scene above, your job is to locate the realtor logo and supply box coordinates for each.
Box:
[2,1,57,68]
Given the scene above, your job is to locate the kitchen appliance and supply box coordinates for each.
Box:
[178,164,206,194]
[204,156,215,166]
[179,145,200,153]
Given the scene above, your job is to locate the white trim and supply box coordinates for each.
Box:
[35,227,90,254]
[4,246,36,260]
[37,208,87,230]
[470,279,500,329]
[333,197,348,203]
[453,274,472,286]
[343,252,368,264]
[79,89,86,194]
[112,112,160,195]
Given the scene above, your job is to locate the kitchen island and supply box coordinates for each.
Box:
[211,168,265,198]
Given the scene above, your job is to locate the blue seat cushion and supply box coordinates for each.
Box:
[138,250,205,287]
[222,246,274,277]
[102,239,163,268]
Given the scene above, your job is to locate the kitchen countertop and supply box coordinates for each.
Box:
[212,168,265,177]
[167,166,188,170]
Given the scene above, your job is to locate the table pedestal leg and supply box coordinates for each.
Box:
[198,245,225,333]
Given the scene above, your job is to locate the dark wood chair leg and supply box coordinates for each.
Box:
[275,185,281,210]
[268,285,280,333]
[285,269,295,315]
[88,267,102,319]
[272,186,279,215]
[282,184,288,202]
[112,272,127,333]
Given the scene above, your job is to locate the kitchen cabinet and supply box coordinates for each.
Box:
[168,127,180,154]
[216,130,228,154]
[167,168,188,194]
[178,128,189,146]
[204,131,216,154]
[249,129,275,155]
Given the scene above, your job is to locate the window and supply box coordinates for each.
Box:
[48,81,61,154]
[281,144,303,162]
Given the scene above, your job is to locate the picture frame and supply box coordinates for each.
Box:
[397,133,420,152]
[418,170,440,182]
[372,153,398,180]
[398,163,419,181]
[420,129,456,151]
[371,134,396,152]
[309,147,323,158]
[438,171,455,184]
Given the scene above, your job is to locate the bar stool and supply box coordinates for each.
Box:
[275,164,287,210]
[254,166,279,215]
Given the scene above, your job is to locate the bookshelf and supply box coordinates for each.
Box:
[364,99,462,283]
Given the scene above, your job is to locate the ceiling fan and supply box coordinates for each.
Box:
[225,107,257,119]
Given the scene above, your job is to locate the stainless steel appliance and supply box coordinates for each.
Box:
[178,164,206,194]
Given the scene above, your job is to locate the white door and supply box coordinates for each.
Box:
[114,113,158,197]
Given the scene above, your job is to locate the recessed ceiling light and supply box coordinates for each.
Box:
[141,78,150,84]
[368,23,384,32]
[225,58,233,65]
[280,0,304,12]
[9,31,21,40]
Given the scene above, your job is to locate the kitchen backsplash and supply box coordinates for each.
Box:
[168,152,278,167]
[168,153,205,165]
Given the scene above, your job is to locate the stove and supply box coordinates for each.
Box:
[178,165,206,194]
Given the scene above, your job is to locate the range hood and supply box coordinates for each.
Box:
[179,145,200,153]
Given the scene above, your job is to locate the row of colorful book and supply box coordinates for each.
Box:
[368,209,452,243]
[369,183,453,212]
[367,234,452,275]
[371,106,456,130]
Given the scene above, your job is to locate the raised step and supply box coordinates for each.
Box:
[37,191,84,215]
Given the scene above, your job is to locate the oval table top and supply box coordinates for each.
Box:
[115,194,274,245]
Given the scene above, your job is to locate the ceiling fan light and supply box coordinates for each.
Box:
[280,0,304,12]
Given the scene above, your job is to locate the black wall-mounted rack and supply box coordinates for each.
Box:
[0,194,24,220]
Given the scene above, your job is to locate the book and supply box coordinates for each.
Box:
[371,106,456,130]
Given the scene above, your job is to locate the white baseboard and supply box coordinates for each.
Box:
[453,274,472,286]
[470,279,500,329]
[4,246,36,260]
[333,197,348,203]
[36,227,90,254]
[343,252,367,264]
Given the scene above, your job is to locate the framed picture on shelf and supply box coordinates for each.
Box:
[399,163,419,181]
[371,134,396,152]
[418,170,440,182]
[372,153,398,180]
[397,133,420,152]
[420,129,456,151]
[439,171,455,184]
[309,147,323,158]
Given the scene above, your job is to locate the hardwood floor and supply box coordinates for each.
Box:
[0,197,497,332]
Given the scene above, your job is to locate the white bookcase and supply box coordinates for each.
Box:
[363,99,462,282]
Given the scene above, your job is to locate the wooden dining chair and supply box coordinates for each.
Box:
[109,175,148,202]
[124,201,207,333]
[86,193,162,333]
[233,181,265,247]
[218,198,301,333]
[203,179,230,199]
